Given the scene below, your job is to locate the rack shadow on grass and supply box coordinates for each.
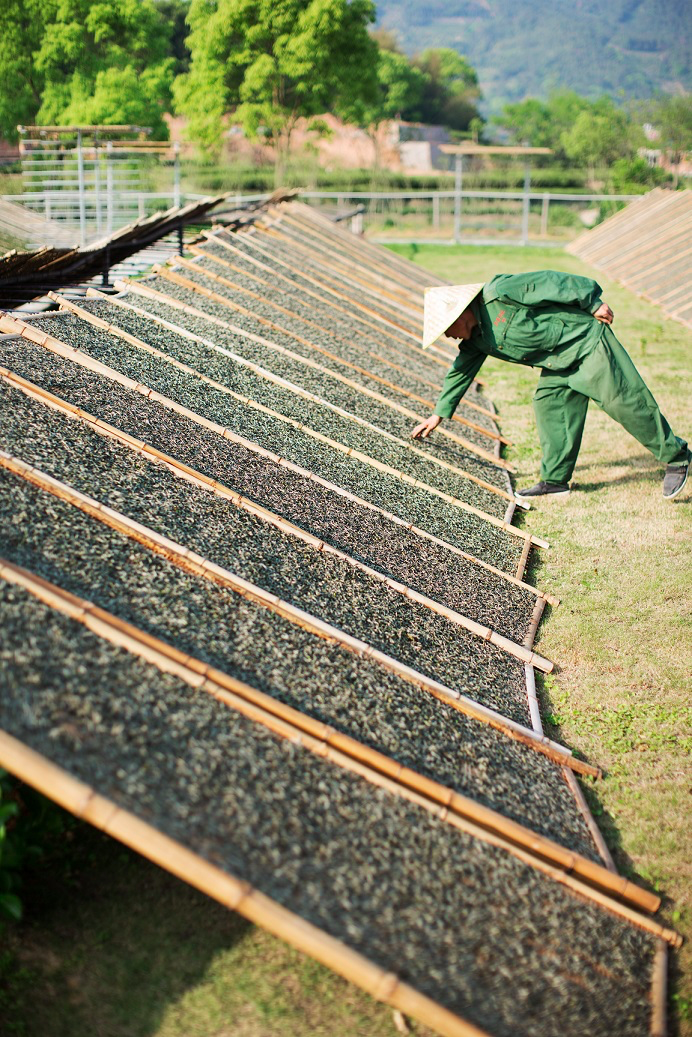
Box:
[5,817,254,1037]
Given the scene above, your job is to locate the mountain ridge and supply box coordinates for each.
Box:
[375,0,691,114]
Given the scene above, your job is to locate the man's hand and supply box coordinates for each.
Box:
[593,302,614,324]
[411,414,442,439]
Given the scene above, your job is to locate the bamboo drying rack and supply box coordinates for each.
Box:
[0,424,571,772]
[22,297,543,551]
[0,730,493,1037]
[88,287,554,604]
[152,261,510,472]
[0,558,669,923]
[209,227,494,411]
[54,284,515,504]
[0,312,552,674]
[182,247,510,448]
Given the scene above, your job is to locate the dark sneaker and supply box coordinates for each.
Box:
[662,460,689,499]
[516,481,570,498]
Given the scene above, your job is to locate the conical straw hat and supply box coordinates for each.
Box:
[422,283,485,349]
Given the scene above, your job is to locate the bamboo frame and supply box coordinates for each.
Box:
[209,229,494,413]
[651,940,668,1037]
[0,560,666,919]
[515,534,533,581]
[152,263,511,473]
[0,374,571,774]
[35,293,545,551]
[187,245,508,446]
[85,289,556,604]
[50,290,513,509]
[0,730,492,1037]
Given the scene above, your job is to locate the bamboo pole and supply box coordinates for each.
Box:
[48,291,513,510]
[523,596,548,650]
[208,230,495,415]
[153,264,511,473]
[651,940,668,1037]
[187,246,509,446]
[515,533,533,581]
[0,731,492,1037]
[561,766,618,875]
[524,664,543,736]
[1,310,547,553]
[0,560,663,917]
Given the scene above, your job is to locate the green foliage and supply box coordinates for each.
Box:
[495,91,644,176]
[639,94,692,162]
[0,0,47,140]
[405,48,481,131]
[374,0,692,112]
[0,0,176,140]
[175,0,379,164]
[609,157,670,194]
[0,772,68,928]
[560,102,643,175]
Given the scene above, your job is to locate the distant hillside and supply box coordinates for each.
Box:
[375,0,691,113]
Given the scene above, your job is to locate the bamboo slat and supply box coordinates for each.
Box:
[651,940,668,1037]
[561,766,618,875]
[0,559,664,917]
[153,263,511,473]
[0,731,492,1037]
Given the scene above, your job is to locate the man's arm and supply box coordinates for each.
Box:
[487,270,605,314]
[411,346,486,438]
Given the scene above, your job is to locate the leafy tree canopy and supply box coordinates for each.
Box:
[0,0,175,140]
[408,48,481,130]
[174,0,379,161]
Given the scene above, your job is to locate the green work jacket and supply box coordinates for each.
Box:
[434,270,605,418]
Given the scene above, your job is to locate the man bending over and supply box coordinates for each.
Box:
[411,271,689,500]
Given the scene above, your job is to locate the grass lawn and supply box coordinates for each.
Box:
[2,244,690,1037]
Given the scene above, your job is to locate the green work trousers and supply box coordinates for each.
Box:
[533,328,688,484]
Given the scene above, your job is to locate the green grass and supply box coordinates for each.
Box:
[2,243,690,1036]
[390,243,692,1032]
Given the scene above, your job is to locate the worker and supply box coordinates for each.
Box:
[411,272,689,499]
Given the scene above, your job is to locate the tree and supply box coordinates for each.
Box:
[494,91,590,151]
[174,0,379,179]
[645,94,692,186]
[350,46,426,171]
[0,0,175,141]
[561,103,642,183]
[409,48,481,131]
[0,0,51,141]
